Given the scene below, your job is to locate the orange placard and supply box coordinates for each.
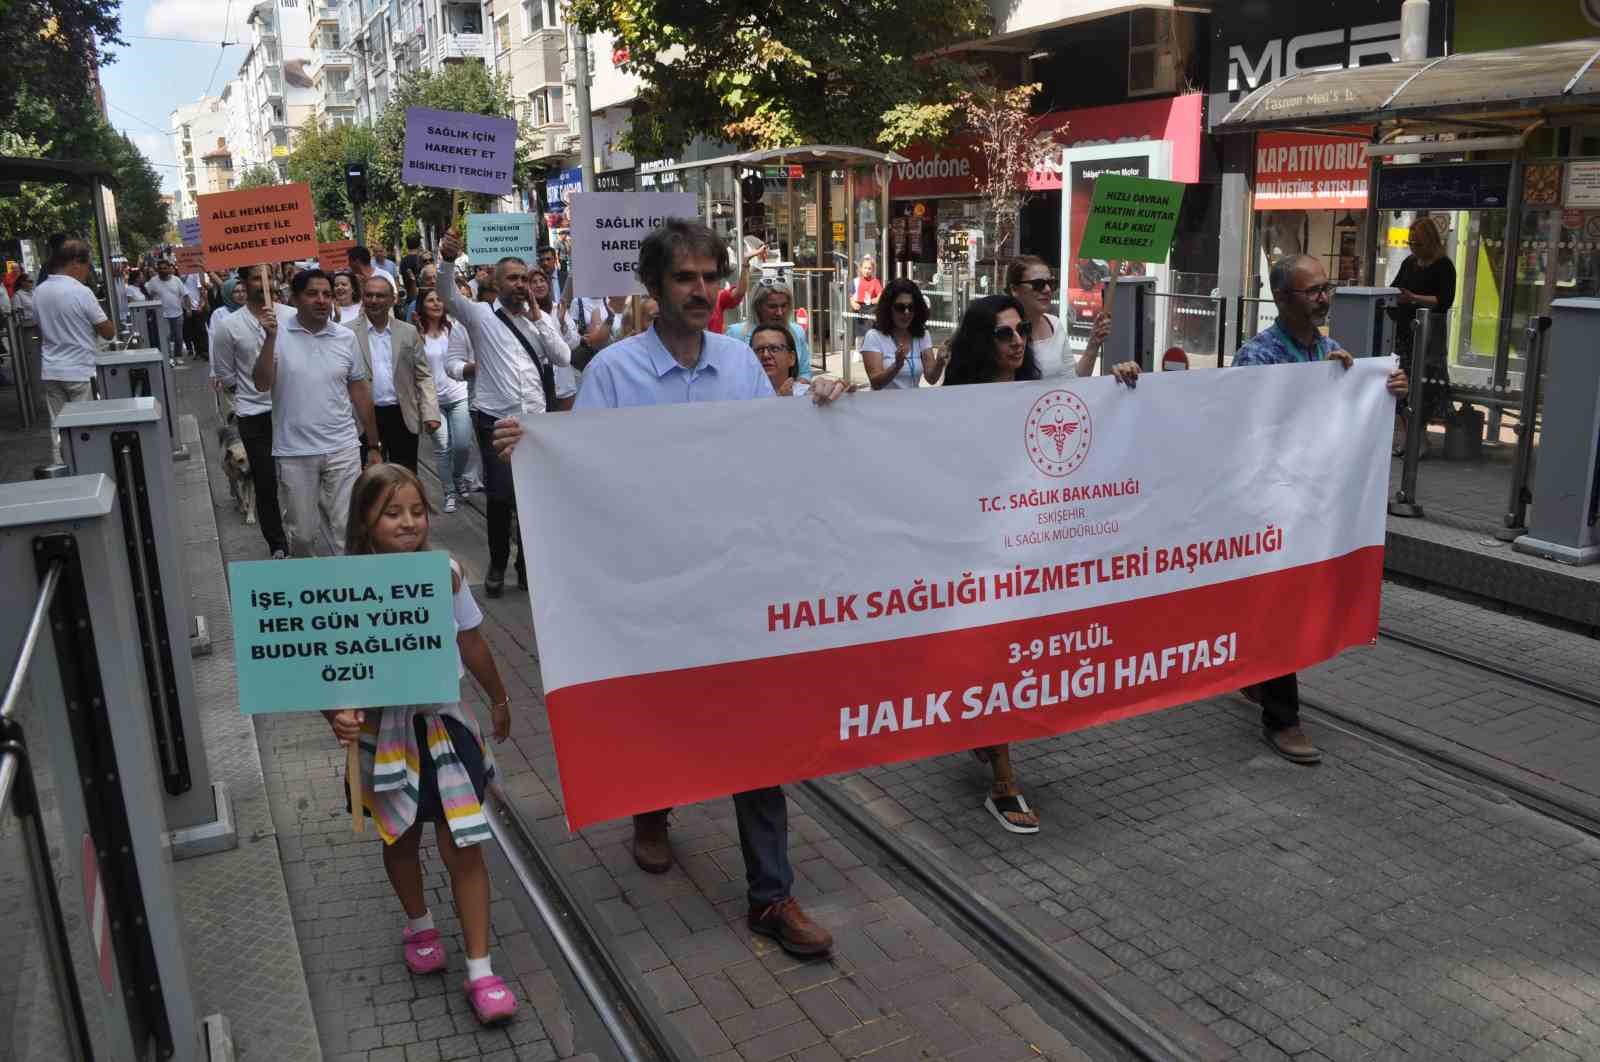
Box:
[196,183,318,271]
[318,240,355,273]
[174,245,206,275]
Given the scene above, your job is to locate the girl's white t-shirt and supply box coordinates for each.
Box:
[1032,313,1074,378]
[450,558,482,679]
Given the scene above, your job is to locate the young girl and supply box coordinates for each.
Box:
[325,464,517,1024]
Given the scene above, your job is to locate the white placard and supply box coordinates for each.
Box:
[1565,160,1600,208]
[568,191,701,297]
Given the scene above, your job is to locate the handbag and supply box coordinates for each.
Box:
[492,306,558,411]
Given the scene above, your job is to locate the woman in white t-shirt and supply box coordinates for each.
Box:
[416,290,474,512]
[1007,254,1109,379]
[332,271,363,324]
[860,278,949,389]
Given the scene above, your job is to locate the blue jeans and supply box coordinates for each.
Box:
[429,397,472,493]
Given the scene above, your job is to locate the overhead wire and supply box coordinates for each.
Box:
[204,0,238,96]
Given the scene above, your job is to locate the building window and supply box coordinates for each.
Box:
[495,14,510,53]
[529,86,564,127]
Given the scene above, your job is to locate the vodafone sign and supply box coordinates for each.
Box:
[892,94,1202,198]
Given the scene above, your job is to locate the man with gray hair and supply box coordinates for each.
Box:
[435,230,572,596]
[726,276,813,376]
[1235,253,1408,765]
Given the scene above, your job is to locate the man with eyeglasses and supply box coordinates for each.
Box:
[1235,254,1408,766]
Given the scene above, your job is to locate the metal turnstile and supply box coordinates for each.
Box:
[96,348,189,461]
[1329,286,1399,356]
[1514,297,1600,565]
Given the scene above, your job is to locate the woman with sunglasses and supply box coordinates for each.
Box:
[862,278,949,390]
[1007,255,1110,378]
[944,296,1139,834]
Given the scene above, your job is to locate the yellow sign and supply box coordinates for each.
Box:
[272,145,289,158]
[831,221,845,244]
[1387,226,1410,248]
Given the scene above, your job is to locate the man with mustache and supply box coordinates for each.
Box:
[1234,254,1408,766]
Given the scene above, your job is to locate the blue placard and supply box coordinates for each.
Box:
[548,166,584,206]
[178,217,201,247]
[229,552,458,714]
[466,212,539,265]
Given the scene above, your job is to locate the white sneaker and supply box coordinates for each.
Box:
[443,493,459,513]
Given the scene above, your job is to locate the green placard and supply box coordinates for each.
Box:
[1077,174,1186,264]
[230,551,459,714]
[467,212,539,264]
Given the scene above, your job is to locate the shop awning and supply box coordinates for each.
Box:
[1215,38,1600,133]
[648,146,907,176]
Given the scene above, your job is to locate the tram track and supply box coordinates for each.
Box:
[1376,623,1600,714]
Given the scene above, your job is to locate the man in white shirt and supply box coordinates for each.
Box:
[146,259,190,364]
[212,266,291,558]
[252,269,381,557]
[35,239,115,465]
[435,230,572,596]
[350,273,439,473]
[181,270,209,359]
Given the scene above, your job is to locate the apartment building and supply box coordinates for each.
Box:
[169,95,230,219]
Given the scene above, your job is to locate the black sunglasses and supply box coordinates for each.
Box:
[1017,276,1058,293]
[994,321,1033,342]
[892,301,916,313]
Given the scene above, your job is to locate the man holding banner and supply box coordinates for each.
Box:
[1236,253,1409,764]
[435,229,572,597]
[492,218,847,957]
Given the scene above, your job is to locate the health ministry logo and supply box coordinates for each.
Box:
[1025,390,1092,478]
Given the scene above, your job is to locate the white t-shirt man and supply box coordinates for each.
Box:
[35,273,107,382]
[270,317,366,457]
[147,274,187,319]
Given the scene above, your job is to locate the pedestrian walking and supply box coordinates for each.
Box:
[146,258,190,364]
[327,462,518,1025]
[1235,254,1409,765]
[1007,255,1110,378]
[727,278,813,376]
[351,274,440,473]
[537,245,568,303]
[861,278,949,389]
[182,267,209,359]
[35,239,114,465]
[1390,217,1456,455]
[208,275,245,346]
[848,256,882,347]
[212,267,291,558]
[332,271,363,324]
[491,218,847,957]
[527,265,580,412]
[251,268,382,557]
[944,294,1140,832]
[435,231,572,597]
[749,322,811,397]
[415,290,473,512]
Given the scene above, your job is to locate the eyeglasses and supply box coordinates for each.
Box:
[1287,283,1337,299]
[1017,276,1058,293]
[994,322,1034,342]
[752,343,792,356]
[892,301,916,313]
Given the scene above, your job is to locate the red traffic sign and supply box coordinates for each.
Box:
[1161,346,1190,371]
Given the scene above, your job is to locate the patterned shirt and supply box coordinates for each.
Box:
[1234,322,1340,366]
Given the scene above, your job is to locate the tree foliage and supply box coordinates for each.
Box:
[235,165,281,190]
[0,0,124,127]
[2,90,169,261]
[960,83,1065,282]
[566,0,988,157]
[287,119,379,224]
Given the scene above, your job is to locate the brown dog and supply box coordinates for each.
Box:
[218,422,256,525]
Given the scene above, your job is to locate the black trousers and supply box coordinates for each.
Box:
[184,311,209,356]
[1247,673,1300,732]
[374,404,419,472]
[472,410,522,577]
[235,411,286,555]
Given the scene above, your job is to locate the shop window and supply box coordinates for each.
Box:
[1128,10,1177,98]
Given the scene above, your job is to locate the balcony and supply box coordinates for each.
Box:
[317,48,351,67]
[435,32,487,64]
[323,88,356,107]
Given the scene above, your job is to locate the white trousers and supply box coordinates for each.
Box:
[276,448,361,557]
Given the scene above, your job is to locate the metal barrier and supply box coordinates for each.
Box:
[5,310,39,430]
[96,350,188,462]
[1496,316,1552,542]
[1514,297,1600,565]
[128,298,162,353]
[1132,286,1228,368]
[57,397,232,857]
[0,474,205,1061]
[1389,310,1431,518]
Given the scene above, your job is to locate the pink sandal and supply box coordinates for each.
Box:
[402,927,446,975]
[464,975,518,1024]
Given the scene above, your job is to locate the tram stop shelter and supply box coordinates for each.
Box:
[640,145,906,376]
[0,157,125,428]
[1213,37,1600,423]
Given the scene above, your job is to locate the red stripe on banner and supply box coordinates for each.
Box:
[548,548,1384,830]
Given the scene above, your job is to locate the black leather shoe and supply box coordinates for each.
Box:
[484,568,504,598]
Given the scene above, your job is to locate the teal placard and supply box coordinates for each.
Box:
[1076,174,1186,264]
[467,212,539,265]
[229,552,458,714]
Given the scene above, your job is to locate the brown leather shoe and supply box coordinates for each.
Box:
[749,897,833,956]
[632,811,673,874]
[1265,725,1322,765]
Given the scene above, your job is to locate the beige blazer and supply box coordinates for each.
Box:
[350,315,441,434]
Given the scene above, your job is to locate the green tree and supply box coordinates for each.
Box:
[371,62,534,236]
[566,0,988,157]
[0,0,124,127]
[960,83,1065,283]
[287,119,379,225]
[235,165,281,190]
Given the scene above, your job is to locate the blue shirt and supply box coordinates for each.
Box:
[725,320,813,378]
[575,325,775,409]
[1234,322,1341,366]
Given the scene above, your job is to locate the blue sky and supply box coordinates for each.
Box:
[101,0,248,195]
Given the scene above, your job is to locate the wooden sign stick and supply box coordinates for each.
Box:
[348,739,364,833]
[1097,260,1121,373]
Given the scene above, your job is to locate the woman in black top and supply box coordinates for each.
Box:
[1391,217,1456,451]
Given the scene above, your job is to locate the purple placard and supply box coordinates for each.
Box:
[178,217,201,246]
[401,107,518,196]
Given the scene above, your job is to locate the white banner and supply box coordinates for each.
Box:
[512,360,1397,826]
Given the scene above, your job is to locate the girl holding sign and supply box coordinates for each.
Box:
[324,464,518,1024]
